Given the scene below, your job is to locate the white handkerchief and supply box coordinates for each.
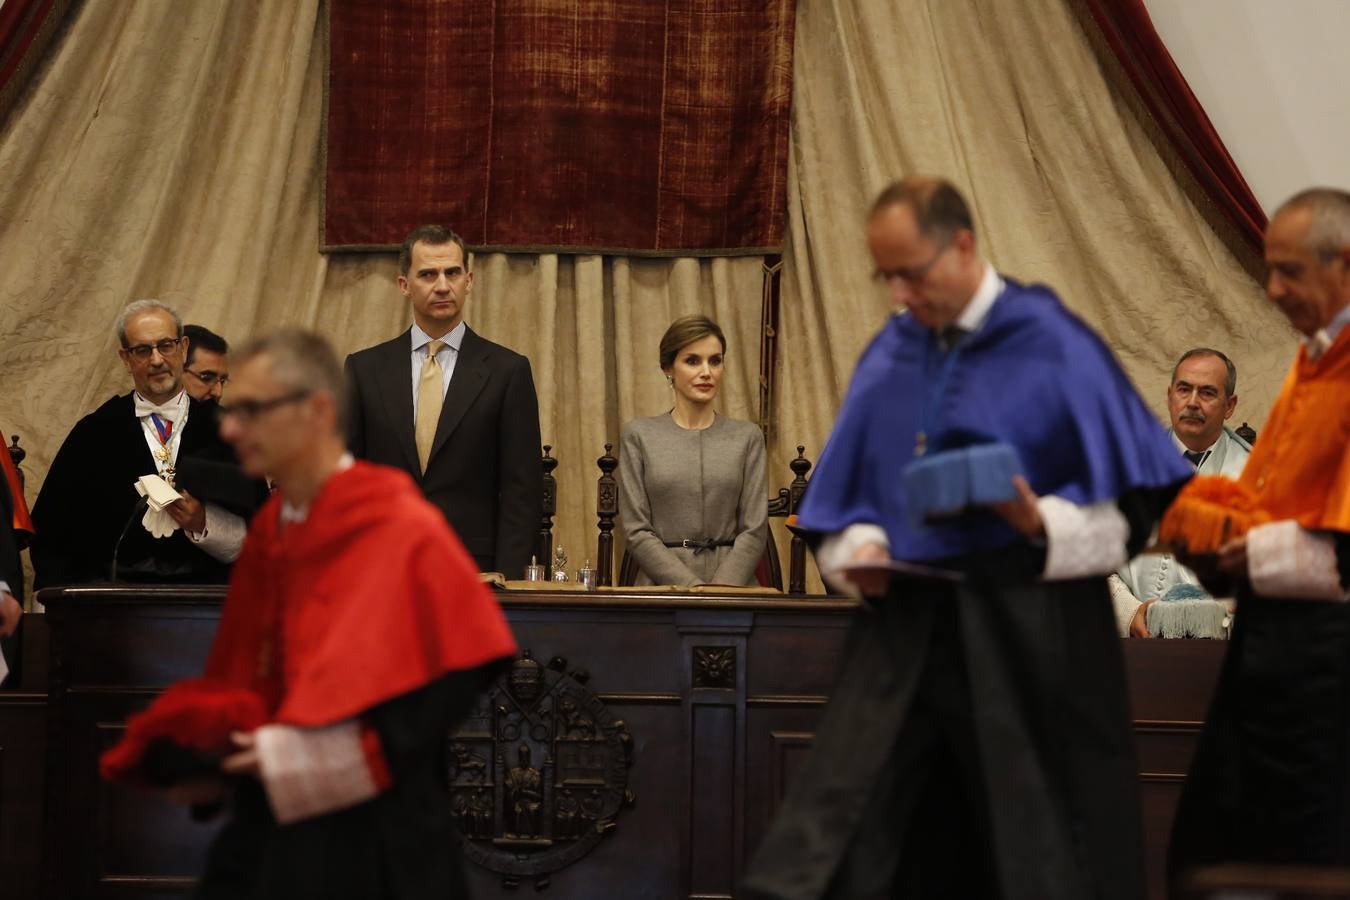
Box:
[0,645,9,685]
[134,474,182,512]
[142,504,179,539]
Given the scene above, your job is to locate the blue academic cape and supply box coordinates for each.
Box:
[799,278,1192,561]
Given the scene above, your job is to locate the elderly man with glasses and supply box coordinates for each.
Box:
[30,300,264,588]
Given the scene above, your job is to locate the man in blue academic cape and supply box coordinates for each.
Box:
[741,178,1192,900]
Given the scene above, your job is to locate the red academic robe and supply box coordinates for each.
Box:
[106,460,517,899]
[205,459,517,725]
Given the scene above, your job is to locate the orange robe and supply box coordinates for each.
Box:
[1237,334,1350,532]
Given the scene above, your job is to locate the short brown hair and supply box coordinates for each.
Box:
[659,315,726,370]
[869,177,974,244]
[399,225,468,275]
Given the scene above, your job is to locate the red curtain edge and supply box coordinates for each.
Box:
[1085,0,1267,252]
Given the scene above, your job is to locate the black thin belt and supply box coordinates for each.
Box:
[664,538,736,553]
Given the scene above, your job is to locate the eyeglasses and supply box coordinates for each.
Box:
[122,338,183,361]
[215,391,311,424]
[874,240,952,286]
[185,368,230,387]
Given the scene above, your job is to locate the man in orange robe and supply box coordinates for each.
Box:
[1169,188,1350,879]
[144,330,517,899]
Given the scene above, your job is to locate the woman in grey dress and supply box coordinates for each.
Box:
[618,315,769,586]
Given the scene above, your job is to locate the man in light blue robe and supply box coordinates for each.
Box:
[1110,349,1252,637]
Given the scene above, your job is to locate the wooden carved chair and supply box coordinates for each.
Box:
[535,445,558,574]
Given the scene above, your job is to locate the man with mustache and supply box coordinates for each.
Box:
[30,301,262,587]
[1110,348,1251,637]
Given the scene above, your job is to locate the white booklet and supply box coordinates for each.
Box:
[134,474,183,512]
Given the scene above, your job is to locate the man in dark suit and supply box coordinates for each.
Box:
[30,301,262,588]
[345,225,542,578]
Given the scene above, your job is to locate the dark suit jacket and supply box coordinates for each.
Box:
[345,326,542,578]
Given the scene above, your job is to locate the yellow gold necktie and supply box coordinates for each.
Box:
[415,339,445,472]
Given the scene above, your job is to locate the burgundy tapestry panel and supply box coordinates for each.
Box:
[325,0,795,255]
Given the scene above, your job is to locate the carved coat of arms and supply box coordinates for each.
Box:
[450,651,635,889]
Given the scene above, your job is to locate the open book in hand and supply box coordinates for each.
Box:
[825,558,965,584]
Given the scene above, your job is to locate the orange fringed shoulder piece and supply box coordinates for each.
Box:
[1159,475,1271,555]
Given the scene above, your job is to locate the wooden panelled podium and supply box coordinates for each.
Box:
[0,585,1225,900]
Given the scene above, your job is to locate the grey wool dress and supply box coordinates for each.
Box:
[618,414,769,586]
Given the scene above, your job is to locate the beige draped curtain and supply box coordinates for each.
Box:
[0,0,1294,597]
[774,0,1291,482]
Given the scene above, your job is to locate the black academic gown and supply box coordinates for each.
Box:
[742,494,1166,900]
[1168,540,1350,881]
[30,393,264,589]
[196,665,501,900]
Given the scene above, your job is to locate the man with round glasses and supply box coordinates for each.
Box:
[30,301,263,588]
[182,324,230,404]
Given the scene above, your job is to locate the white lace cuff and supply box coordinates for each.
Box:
[1039,496,1129,581]
[817,524,890,597]
[187,503,246,563]
[254,720,381,825]
[1248,521,1347,602]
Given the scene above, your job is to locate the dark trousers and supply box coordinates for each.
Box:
[825,601,1000,899]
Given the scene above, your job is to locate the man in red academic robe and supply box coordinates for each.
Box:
[111,330,517,899]
[1,439,32,671]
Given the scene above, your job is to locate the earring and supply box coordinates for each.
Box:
[666,375,674,386]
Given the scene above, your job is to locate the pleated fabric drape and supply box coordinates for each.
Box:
[1,0,1294,597]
